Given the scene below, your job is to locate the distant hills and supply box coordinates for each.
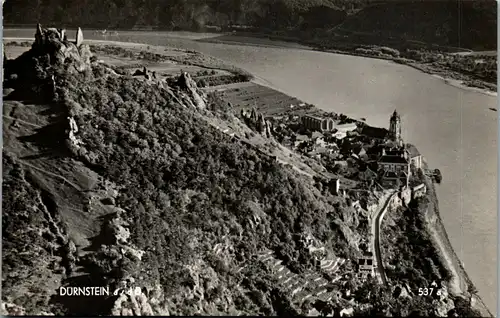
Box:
[4,0,497,50]
[334,1,497,50]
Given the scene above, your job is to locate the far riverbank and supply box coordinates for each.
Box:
[198,32,497,97]
[4,27,496,96]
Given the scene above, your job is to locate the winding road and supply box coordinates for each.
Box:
[371,190,398,286]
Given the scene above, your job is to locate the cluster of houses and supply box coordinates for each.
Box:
[274,110,423,190]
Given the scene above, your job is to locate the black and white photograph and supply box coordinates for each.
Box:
[1,0,497,316]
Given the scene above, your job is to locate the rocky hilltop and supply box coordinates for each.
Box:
[2,26,486,317]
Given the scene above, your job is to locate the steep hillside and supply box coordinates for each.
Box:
[3,0,368,30]
[4,0,495,50]
[2,26,362,316]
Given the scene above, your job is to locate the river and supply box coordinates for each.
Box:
[4,29,498,312]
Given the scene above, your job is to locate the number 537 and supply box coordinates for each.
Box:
[418,288,433,296]
[418,288,441,296]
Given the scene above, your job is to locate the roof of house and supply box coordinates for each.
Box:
[314,147,330,154]
[329,143,340,150]
[336,123,358,131]
[303,115,324,121]
[385,150,405,157]
[361,125,388,139]
[333,131,347,139]
[312,131,324,139]
[406,144,421,158]
[351,143,363,153]
[383,170,408,179]
[367,145,383,155]
[296,134,309,141]
[359,168,378,180]
[379,155,409,164]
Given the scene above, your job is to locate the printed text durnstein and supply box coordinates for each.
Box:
[59,287,110,296]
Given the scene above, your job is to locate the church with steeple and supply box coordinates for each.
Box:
[389,110,402,147]
[377,110,423,188]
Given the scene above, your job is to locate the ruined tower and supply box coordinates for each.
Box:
[389,109,402,147]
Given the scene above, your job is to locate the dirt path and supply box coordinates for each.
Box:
[3,115,43,128]
[19,160,84,192]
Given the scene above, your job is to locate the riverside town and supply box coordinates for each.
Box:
[2,1,496,316]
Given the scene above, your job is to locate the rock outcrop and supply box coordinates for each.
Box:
[2,302,55,316]
[241,108,273,138]
[174,71,207,109]
[111,286,156,316]
[399,186,412,206]
[2,302,26,316]
[32,24,92,73]
[132,66,159,82]
[67,116,82,148]
[85,210,171,316]
[432,286,455,317]
[4,24,94,102]
[75,27,84,47]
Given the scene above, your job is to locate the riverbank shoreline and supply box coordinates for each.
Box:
[422,161,493,317]
[4,28,496,96]
[198,33,497,97]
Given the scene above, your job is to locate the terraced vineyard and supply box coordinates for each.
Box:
[206,82,320,117]
[256,249,346,307]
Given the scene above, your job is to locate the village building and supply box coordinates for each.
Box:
[311,131,324,140]
[351,143,370,161]
[357,252,375,279]
[332,130,348,140]
[301,115,335,132]
[377,110,425,187]
[359,166,378,182]
[293,134,309,148]
[336,122,358,133]
[378,147,410,187]
[412,183,427,199]
[406,144,423,169]
[360,125,388,141]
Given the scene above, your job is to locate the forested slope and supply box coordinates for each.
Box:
[2,27,362,316]
[334,0,497,50]
[6,0,496,50]
[3,0,369,30]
